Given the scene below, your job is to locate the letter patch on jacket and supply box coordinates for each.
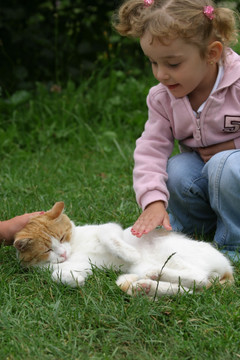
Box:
[223,115,240,133]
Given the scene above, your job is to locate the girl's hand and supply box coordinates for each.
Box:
[0,211,44,245]
[197,140,235,163]
[131,201,172,238]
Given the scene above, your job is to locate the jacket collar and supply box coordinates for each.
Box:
[217,49,240,90]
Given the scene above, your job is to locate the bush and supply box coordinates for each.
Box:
[0,1,115,93]
[0,0,238,94]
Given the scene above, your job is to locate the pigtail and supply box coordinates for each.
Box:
[113,0,145,37]
[213,7,238,47]
[113,0,163,37]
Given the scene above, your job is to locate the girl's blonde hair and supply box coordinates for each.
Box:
[113,0,238,58]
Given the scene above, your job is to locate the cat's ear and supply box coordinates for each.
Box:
[46,201,64,220]
[14,238,31,252]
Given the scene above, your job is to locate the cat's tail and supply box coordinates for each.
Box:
[219,271,234,285]
[206,271,234,289]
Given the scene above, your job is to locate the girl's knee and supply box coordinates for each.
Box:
[203,150,240,188]
[167,152,203,191]
[167,154,187,190]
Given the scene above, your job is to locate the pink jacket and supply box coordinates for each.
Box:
[133,49,240,210]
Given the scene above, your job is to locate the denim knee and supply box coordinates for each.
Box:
[167,152,216,234]
[167,152,204,194]
[203,150,240,200]
[203,150,240,250]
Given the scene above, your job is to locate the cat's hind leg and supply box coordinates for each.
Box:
[116,274,191,297]
[116,273,140,292]
[127,279,191,298]
[146,267,210,289]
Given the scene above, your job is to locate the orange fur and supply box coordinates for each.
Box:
[14,202,72,266]
[219,271,234,285]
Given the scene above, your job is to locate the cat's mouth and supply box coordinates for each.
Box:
[50,250,68,264]
[56,258,67,264]
[57,253,69,263]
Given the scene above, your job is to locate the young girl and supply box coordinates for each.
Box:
[114,0,240,255]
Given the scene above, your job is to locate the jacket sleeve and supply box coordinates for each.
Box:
[133,87,174,210]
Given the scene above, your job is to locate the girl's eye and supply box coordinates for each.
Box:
[168,63,180,68]
[149,59,157,66]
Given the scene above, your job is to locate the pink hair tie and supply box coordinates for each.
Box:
[144,0,154,7]
[203,5,215,20]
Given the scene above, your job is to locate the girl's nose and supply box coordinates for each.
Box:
[156,68,169,82]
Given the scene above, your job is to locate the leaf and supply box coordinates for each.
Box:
[8,90,31,107]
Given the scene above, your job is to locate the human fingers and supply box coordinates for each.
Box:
[131,216,151,237]
[29,211,45,218]
[162,214,172,231]
[16,211,45,229]
[131,214,161,237]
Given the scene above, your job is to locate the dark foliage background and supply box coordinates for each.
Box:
[0,0,141,94]
[0,0,239,94]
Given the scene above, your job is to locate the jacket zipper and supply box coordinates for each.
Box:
[195,112,201,141]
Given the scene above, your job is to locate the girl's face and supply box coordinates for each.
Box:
[140,31,216,100]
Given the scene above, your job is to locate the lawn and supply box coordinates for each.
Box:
[1,68,240,360]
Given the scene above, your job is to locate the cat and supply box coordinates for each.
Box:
[13,201,234,297]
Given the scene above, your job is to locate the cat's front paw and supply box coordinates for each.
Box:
[52,269,85,287]
[116,274,139,293]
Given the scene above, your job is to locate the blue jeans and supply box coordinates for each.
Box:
[167,150,240,257]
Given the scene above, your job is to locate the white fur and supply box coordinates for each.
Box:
[41,221,233,297]
[48,237,71,264]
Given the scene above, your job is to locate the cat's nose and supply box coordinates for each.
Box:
[61,251,67,260]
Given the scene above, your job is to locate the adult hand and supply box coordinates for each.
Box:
[0,211,44,245]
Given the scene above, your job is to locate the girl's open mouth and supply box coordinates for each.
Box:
[167,84,179,90]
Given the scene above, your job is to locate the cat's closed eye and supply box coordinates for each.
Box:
[60,235,65,243]
[45,248,52,253]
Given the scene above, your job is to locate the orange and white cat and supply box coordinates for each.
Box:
[14,202,234,297]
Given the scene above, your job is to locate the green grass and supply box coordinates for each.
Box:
[1,68,240,360]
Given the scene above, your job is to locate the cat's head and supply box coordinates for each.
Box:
[14,201,72,266]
